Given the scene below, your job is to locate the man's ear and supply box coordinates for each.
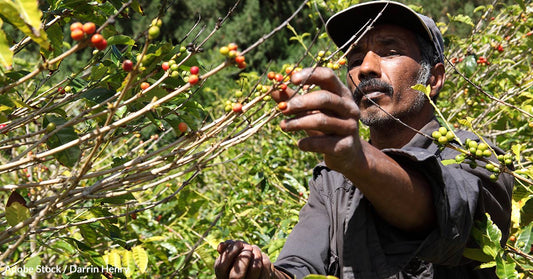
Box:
[428,63,445,99]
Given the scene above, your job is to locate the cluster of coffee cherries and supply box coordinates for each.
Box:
[317,51,347,70]
[219,43,246,69]
[432,126,455,145]
[70,22,107,50]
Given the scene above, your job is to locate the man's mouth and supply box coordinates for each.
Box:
[361,91,386,100]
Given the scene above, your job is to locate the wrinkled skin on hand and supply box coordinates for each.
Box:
[214,240,290,279]
[271,67,364,175]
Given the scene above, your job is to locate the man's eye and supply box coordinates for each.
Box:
[349,59,363,68]
[386,50,400,56]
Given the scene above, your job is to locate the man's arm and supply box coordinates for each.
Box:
[274,67,436,233]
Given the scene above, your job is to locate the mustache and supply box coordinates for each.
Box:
[352,78,394,102]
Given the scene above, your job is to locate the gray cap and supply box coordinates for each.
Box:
[325,1,444,64]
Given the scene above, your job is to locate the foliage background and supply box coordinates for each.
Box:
[0,0,532,278]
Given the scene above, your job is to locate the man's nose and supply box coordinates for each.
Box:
[358,51,381,81]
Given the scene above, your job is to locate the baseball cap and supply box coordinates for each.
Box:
[325,1,444,64]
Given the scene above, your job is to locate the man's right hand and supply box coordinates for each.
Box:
[214,240,291,279]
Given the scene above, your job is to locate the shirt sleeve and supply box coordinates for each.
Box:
[383,142,513,266]
[274,169,333,278]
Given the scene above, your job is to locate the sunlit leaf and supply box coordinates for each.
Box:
[5,191,30,233]
[0,19,12,69]
[132,245,148,273]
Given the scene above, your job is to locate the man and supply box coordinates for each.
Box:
[214,1,514,278]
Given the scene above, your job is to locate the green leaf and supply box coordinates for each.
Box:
[130,0,144,15]
[520,203,533,236]
[79,87,115,104]
[100,193,136,205]
[463,55,477,77]
[5,191,30,233]
[78,224,99,245]
[24,255,41,274]
[463,248,493,262]
[515,0,526,11]
[13,0,43,32]
[447,13,474,26]
[0,0,50,50]
[0,19,13,69]
[107,35,136,46]
[441,159,458,166]
[43,114,81,168]
[132,245,148,273]
[121,250,136,277]
[495,254,518,279]
[412,84,431,97]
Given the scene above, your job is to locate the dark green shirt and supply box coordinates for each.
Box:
[275,119,514,279]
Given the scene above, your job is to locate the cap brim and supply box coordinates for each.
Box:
[326,1,434,52]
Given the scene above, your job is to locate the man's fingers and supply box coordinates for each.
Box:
[291,67,353,99]
[217,240,234,254]
[259,252,274,279]
[281,112,358,136]
[214,240,246,278]
[247,245,263,279]
[280,90,358,119]
[270,86,297,103]
[228,245,253,279]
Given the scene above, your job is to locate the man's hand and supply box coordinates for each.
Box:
[271,67,362,174]
[214,240,291,279]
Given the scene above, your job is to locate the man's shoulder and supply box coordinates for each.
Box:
[311,163,353,195]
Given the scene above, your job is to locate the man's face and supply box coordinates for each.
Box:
[346,25,428,127]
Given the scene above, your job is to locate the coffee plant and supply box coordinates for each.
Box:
[0,0,531,278]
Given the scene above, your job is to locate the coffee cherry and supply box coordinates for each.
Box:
[277,101,288,110]
[140,82,150,90]
[190,66,199,75]
[91,34,107,50]
[188,74,199,85]
[267,72,276,80]
[70,22,83,32]
[152,18,163,28]
[161,62,170,71]
[228,43,238,51]
[237,61,246,69]
[45,122,56,133]
[82,22,96,35]
[455,154,465,163]
[278,83,287,91]
[228,50,238,58]
[122,60,134,72]
[274,73,284,82]
[71,29,84,41]
[148,26,160,40]
[234,90,243,98]
[232,102,243,113]
[91,34,104,45]
[219,46,229,56]
[235,55,245,64]
[170,71,180,78]
[178,122,188,133]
